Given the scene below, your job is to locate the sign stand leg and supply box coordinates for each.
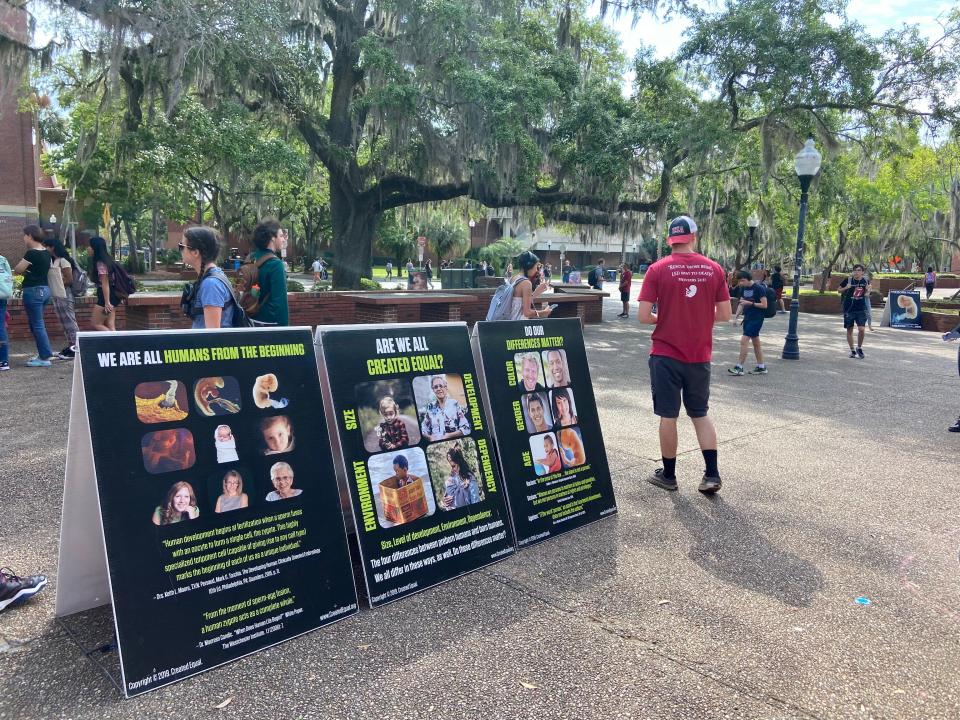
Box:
[56,613,124,695]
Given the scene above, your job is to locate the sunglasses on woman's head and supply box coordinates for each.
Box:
[178,242,195,251]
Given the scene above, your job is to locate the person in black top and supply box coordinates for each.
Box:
[838,264,871,358]
[728,271,769,375]
[771,265,786,313]
[12,225,55,366]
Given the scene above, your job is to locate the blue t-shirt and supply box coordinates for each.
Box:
[192,267,235,328]
[740,282,766,320]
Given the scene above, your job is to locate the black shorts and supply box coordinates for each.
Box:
[620,291,630,302]
[843,310,867,328]
[649,355,711,419]
[96,286,122,308]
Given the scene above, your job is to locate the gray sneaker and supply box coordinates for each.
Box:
[647,468,678,491]
[698,475,722,494]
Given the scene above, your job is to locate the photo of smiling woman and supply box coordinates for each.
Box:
[215,470,249,513]
[415,374,471,442]
[151,481,200,526]
[522,392,553,434]
[550,387,578,428]
[265,462,302,501]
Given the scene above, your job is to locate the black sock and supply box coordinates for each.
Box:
[702,449,719,478]
[662,457,676,479]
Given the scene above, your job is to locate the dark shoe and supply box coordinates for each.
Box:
[749,366,768,375]
[728,366,744,376]
[0,362,9,372]
[856,347,865,359]
[647,468,678,491]
[0,568,47,612]
[698,475,722,494]
[57,347,76,360]
[849,350,857,358]
[949,417,960,433]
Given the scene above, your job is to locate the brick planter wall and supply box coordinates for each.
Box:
[3,288,601,340]
[921,311,960,333]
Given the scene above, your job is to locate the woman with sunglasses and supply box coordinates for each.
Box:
[508,251,553,320]
[180,227,235,328]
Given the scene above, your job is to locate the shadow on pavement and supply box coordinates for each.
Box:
[669,493,825,608]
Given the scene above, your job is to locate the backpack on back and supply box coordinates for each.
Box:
[235,253,280,317]
[181,271,252,328]
[109,263,137,300]
[486,276,524,321]
[0,256,13,299]
[70,265,90,296]
[759,282,777,318]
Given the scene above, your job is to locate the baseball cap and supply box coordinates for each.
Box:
[667,215,698,244]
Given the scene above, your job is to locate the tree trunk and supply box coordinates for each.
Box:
[123,217,144,273]
[330,182,376,289]
[819,226,848,294]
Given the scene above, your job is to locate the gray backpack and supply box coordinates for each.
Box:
[486,276,525,321]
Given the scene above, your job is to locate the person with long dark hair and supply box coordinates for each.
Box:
[12,225,54,365]
[441,444,480,509]
[88,236,118,332]
[42,235,80,358]
[180,226,235,328]
[508,251,553,320]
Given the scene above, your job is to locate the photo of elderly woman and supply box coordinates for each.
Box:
[354,379,421,453]
[550,387,578,429]
[413,374,471,442]
[514,352,545,392]
[522,392,553,434]
[425,438,484,511]
[542,349,571,388]
[530,432,562,476]
[260,415,295,455]
[151,481,200,526]
[265,461,302,501]
[214,469,249,513]
[557,427,587,469]
[141,429,196,474]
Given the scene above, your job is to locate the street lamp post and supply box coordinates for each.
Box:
[782,138,822,360]
[746,214,759,271]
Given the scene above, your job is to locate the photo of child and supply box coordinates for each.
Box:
[514,352,546,393]
[530,432,562,476]
[354,379,421,454]
[214,424,239,463]
[193,376,242,416]
[134,380,189,424]
[542,349,572,388]
[521,392,553,434]
[259,415,295,456]
[141,429,196,474]
[366,449,435,529]
[425,438,484,511]
[413,374,471,442]
[557,427,587,469]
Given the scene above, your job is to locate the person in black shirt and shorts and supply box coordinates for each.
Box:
[772,265,786,313]
[838,264,871,358]
[728,271,768,375]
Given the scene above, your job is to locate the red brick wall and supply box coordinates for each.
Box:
[3,289,601,340]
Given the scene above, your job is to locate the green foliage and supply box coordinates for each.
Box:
[286,280,305,293]
[478,237,526,272]
[360,278,382,291]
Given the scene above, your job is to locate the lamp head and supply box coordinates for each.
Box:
[747,214,759,229]
[795,138,822,179]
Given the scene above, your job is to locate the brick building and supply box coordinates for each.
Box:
[0,1,38,262]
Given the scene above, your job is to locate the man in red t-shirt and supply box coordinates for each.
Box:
[638,215,731,493]
[617,263,633,318]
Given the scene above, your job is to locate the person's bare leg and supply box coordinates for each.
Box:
[857,326,865,348]
[691,416,717,450]
[846,326,855,350]
[622,300,629,316]
[692,415,721,488]
[91,306,109,332]
[658,417,678,458]
[737,335,749,365]
[752,337,764,364]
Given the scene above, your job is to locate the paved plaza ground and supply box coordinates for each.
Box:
[1,296,958,719]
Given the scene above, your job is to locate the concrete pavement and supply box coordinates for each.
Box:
[1,297,958,719]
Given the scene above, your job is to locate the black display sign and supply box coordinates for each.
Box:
[473,318,617,547]
[315,323,516,606]
[56,328,358,697]
[888,290,922,329]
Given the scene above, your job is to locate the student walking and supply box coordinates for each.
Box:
[246,220,289,326]
[13,225,54,366]
[838,264,871,358]
[925,266,937,300]
[728,270,768,375]
[772,265,786,313]
[617,262,632,318]
[181,226,236,328]
[311,258,322,282]
[42,236,80,359]
[588,259,605,290]
[639,216,732,493]
[88,236,119,332]
[0,253,12,371]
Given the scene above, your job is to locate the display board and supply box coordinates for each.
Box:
[473,318,617,547]
[888,290,923,329]
[56,328,358,697]
[315,323,516,606]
